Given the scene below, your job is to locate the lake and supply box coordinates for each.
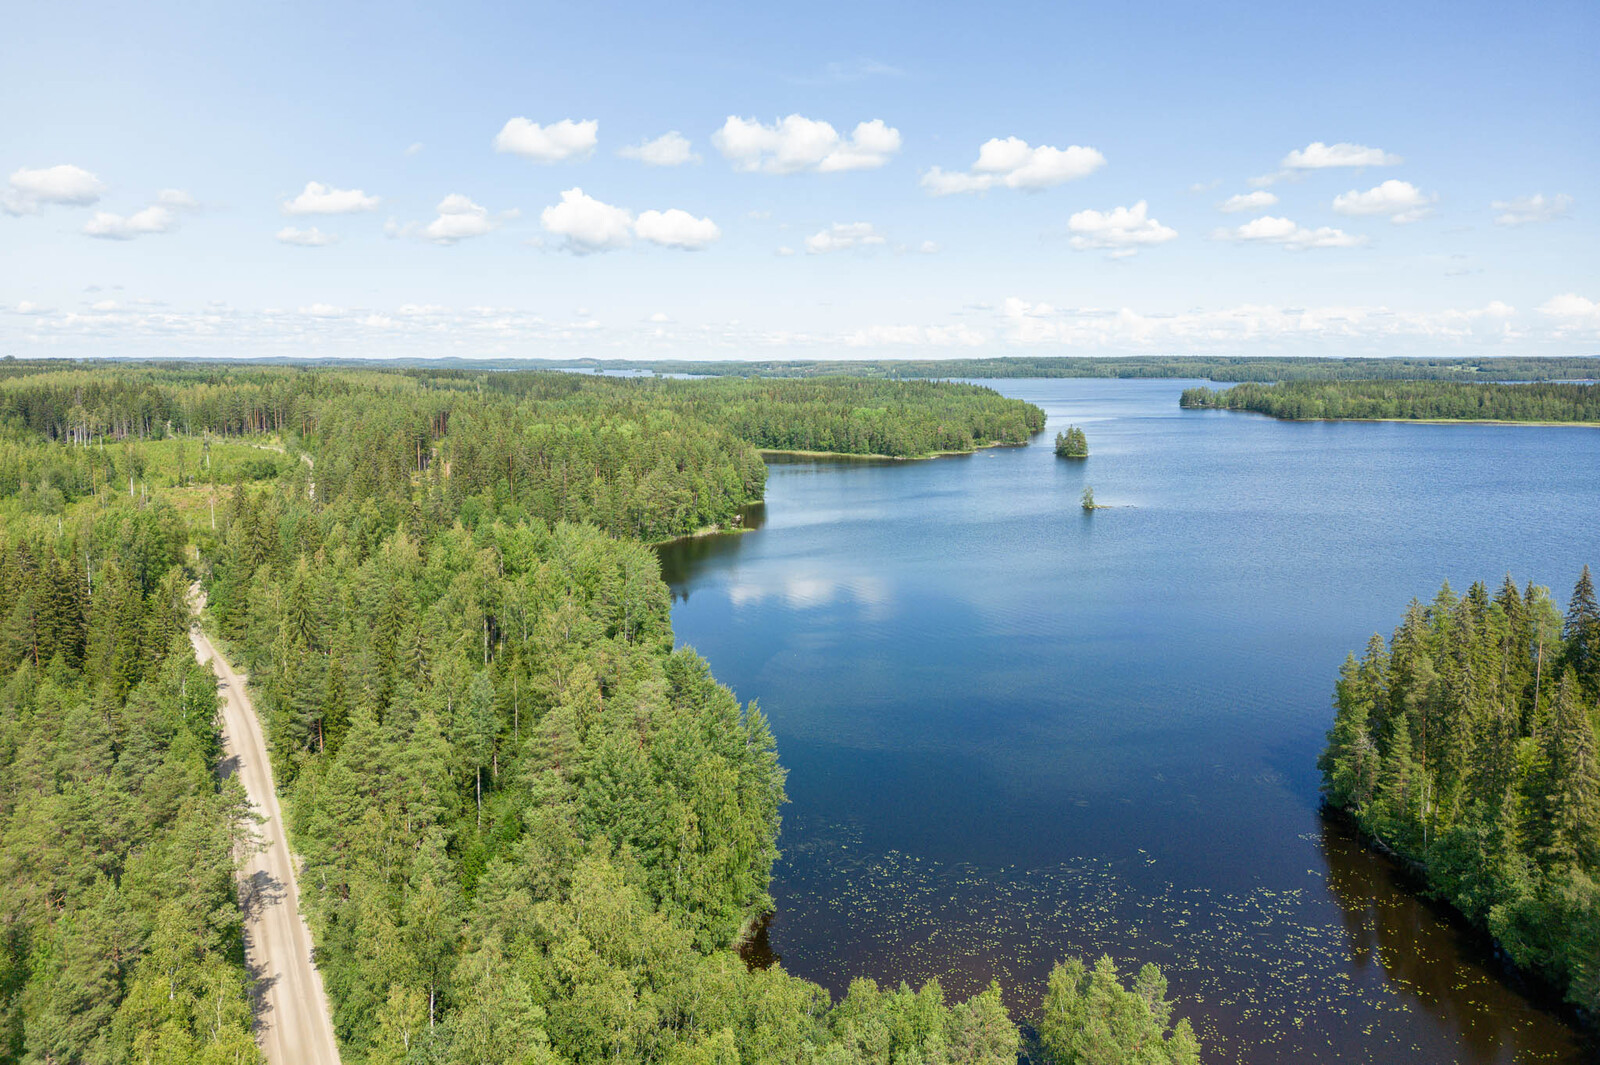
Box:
[655,378,1599,1063]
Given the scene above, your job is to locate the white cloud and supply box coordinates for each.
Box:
[537,189,724,253]
[2,164,105,215]
[712,115,901,173]
[405,142,424,157]
[276,226,337,246]
[999,297,1517,348]
[1282,141,1402,168]
[283,181,380,214]
[1538,293,1600,327]
[1493,193,1573,226]
[649,312,672,323]
[922,137,1105,194]
[1332,179,1435,223]
[775,245,796,256]
[83,204,179,240]
[841,323,987,347]
[805,222,886,254]
[494,117,599,162]
[919,240,939,254]
[81,187,199,239]
[635,208,720,250]
[1214,215,1366,250]
[540,187,634,253]
[1219,190,1278,213]
[421,193,502,244]
[0,294,1556,359]
[157,188,199,209]
[620,131,699,166]
[1067,201,1177,255]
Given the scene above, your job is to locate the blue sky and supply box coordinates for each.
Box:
[2,0,1596,359]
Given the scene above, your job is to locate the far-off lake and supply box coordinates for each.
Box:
[657,378,1600,1064]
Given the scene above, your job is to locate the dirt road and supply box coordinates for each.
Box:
[191,613,342,1065]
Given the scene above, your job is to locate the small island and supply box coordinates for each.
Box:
[1054,425,1089,458]
[1081,486,1103,510]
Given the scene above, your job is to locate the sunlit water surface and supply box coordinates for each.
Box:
[657,379,1599,1063]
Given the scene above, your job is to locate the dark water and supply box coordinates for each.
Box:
[656,379,1600,1064]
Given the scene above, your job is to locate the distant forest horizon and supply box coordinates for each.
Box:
[3,354,1598,383]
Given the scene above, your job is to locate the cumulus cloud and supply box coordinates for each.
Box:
[1214,215,1366,250]
[1282,141,1402,168]
[283,181,380,214]
[620,131,699,166]
[1332,180,1435,223]
[540,187,635,253]
[1538,293,1600,326]
[1067,201,1177,255]
[1219,190,1277,213]
[420,194,505,244]
[1493,193,1573,226]
[494,117,598,162]
[538,190,720,253]
[276,226,337,246]
[2,164,105,215]
[634,208,720,250]
[712,115,901,173]
[804,222,886,254]
[83,187,200,240]
[921,137,1105,194]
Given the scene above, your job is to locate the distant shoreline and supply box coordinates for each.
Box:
[759,440,1024,461]
[1200,412,1600,428]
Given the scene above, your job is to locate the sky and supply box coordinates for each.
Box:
[2,0,1596,361]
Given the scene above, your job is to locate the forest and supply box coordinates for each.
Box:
[5,354,1599,385]
[1319,571,1600,1014]
[578,355,1600,383]
[0,363,1201,1064]
[1178,380,1600,423]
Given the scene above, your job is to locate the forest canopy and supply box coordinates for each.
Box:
[0,362,1202,1065]
[1180,380,1600,423]
[1319,570,1600,1014]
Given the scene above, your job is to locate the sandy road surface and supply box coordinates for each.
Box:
[191,609,341,1065]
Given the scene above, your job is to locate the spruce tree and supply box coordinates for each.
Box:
[1544,670,1600,867]
[1564,565,1600,696]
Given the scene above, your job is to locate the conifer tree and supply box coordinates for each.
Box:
[1544,671,1600,867]
[1564,565,1600,696]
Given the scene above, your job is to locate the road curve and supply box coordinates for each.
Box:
[191,609,342,1065]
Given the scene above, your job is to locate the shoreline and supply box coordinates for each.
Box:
[1186,408,1600,428]
[649,522,757,548]
[1320,804,1596,1035]
[759,439,1028,461]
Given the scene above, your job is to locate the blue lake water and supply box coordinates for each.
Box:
[656,378,1600,1063]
